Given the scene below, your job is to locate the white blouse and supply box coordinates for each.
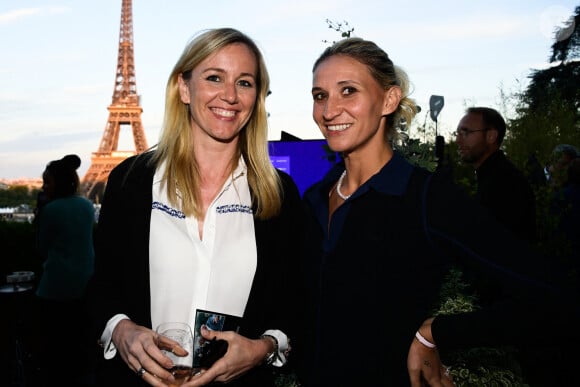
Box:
[100,157,257,359]
[149,157,256,330]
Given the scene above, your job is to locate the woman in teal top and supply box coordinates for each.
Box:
[34,154,95,386]
[36,195,95,298]
[36,154,95,298]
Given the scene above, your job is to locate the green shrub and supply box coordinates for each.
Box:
[435,267,529,387]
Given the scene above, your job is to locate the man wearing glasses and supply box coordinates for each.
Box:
[454,107,536,243]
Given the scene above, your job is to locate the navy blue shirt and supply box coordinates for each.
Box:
[297,152,577,387]
[312,152,414,253]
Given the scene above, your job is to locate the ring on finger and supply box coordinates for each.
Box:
[136,367,146,378]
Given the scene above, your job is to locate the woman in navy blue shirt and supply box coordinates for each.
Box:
[297,37,579,387]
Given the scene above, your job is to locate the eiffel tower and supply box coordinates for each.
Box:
[81,0,148,202]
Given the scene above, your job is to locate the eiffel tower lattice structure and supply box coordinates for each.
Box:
[81,0,148,202]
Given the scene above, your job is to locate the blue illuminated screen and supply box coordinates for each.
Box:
[268,139,338,196]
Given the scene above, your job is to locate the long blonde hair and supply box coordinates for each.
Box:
[152,28,282,219]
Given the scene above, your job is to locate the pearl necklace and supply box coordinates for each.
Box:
[335,170,351,200]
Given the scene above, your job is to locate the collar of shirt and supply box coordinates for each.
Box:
[305,151,413,207]
[149,156,256,331]
[304,151,414,250]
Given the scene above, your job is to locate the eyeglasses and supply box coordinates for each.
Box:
[452,128,488,138]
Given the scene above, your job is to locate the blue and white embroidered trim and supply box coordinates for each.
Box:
[152,201,185,219]
[216,204,253,214]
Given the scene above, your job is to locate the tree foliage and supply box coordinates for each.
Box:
[549,6,580,63]
[322,19,354,44]
[0,185,39,208]
[503,6,580,169]
[432,268,530,386]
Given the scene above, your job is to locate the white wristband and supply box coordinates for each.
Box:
[415,331,436,349]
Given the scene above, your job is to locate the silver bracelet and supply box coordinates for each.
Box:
[260,334,278,365]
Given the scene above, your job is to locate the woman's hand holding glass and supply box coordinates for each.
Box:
[155,322,195,386]
[111,319,187,386]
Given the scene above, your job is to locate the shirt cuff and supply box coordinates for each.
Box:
[99,314,130,360]
[262,329,290,367]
